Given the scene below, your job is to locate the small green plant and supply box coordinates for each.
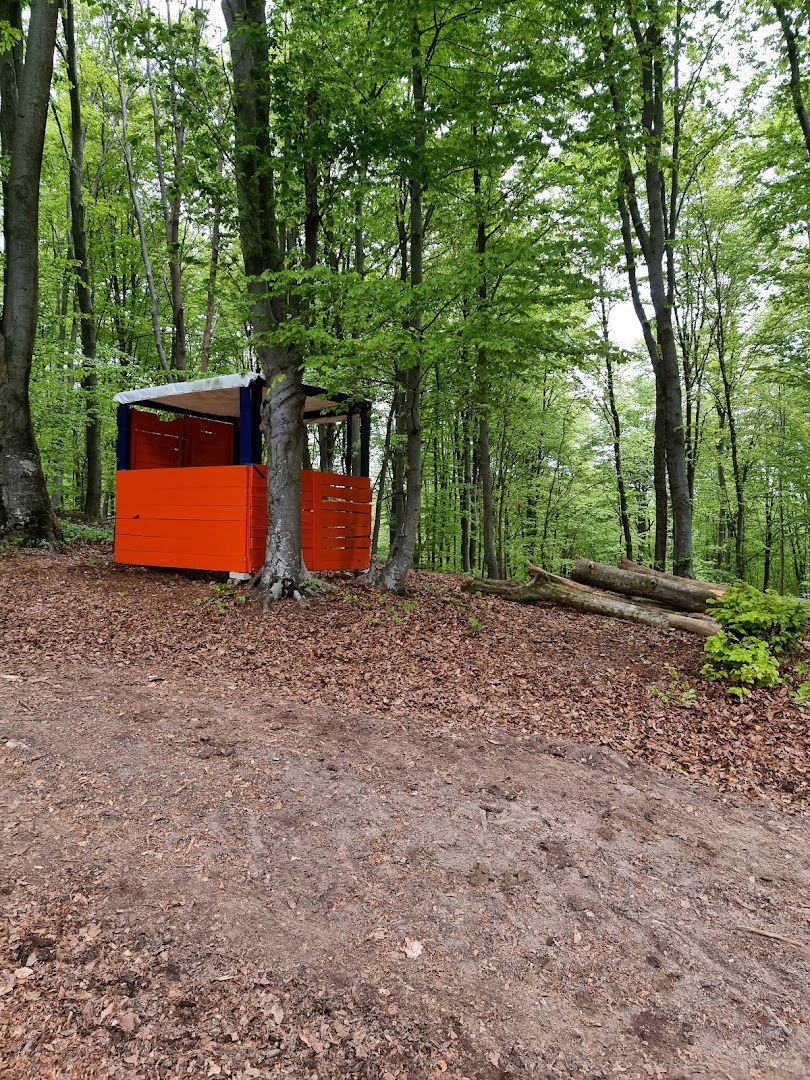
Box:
[702,633,781,694]
[795,660,809,678]
[195,582,247,616]
[468,615,483,635]
[701,585,807,696]
[651,663,697,706]
[792,683,810,708]
[61,521,114,546]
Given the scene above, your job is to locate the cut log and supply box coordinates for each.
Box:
[620,558,810,608]
[463,566,720,637]
[618,559,727,596]
[571,557,719,613]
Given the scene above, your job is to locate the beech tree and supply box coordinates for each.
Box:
[223,0,312,599]
[772,1,810,157]
[593,0,716,577]
[0,0,61,542]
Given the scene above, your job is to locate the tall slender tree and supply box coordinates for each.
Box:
[0,0,62,542]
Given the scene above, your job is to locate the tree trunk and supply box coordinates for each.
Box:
[368,16,424,593]
[763,487,774,591]
[0,0,61,543]
[63,0,101,523]
[478,407,499,578]
[605,20,693,577]
[146,43,185,372]
[370,398,395,562]
[773,2,810,157]
[460,403,473,572]
[107,14,169,374]
[223,0,309,599]
[200,157,223,373]
[600,295,633,560]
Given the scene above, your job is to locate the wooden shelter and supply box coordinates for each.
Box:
[113,374,372,575]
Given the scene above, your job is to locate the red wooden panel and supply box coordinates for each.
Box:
[129,409,234,471]
[184,416,235,467]
[130,410,183,470]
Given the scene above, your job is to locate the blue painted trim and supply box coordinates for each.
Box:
[344,407,354,475]
[238,382,263,464]
[360,408,371,478]
[238,386,253,464]
[250,379,263,463]
[116,405,130,470]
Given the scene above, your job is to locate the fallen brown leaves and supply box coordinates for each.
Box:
[0,890,457,1079]
[0,545,806,808]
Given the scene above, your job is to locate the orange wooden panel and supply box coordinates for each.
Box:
[116,464,371,575]
[115,465,253,573]
[114,545,252,574]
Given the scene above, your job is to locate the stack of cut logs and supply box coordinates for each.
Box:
[464,557,727,637]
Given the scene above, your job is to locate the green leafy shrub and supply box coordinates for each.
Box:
[702,633,782,692]
[792,683,810,708]
[708,584,807,653]
[701,585,807,695]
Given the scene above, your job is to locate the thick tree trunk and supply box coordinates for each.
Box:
[224,0,310,599]
[258,359,309,597]
[0,0,61,543]
[618,558,727,595]
[63,0,101,523]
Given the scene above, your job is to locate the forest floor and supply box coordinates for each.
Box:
[1,545,808,1079]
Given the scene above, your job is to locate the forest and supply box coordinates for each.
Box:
[0,0,807,597]
[2,4,810,1076]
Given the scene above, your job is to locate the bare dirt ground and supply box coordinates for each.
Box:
[1,547,808,1078]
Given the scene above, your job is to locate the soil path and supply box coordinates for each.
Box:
[2,664,809,1078]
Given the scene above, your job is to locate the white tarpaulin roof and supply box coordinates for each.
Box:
[114,373,343,420]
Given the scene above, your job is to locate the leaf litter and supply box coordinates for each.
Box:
[0,546,808,1077]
